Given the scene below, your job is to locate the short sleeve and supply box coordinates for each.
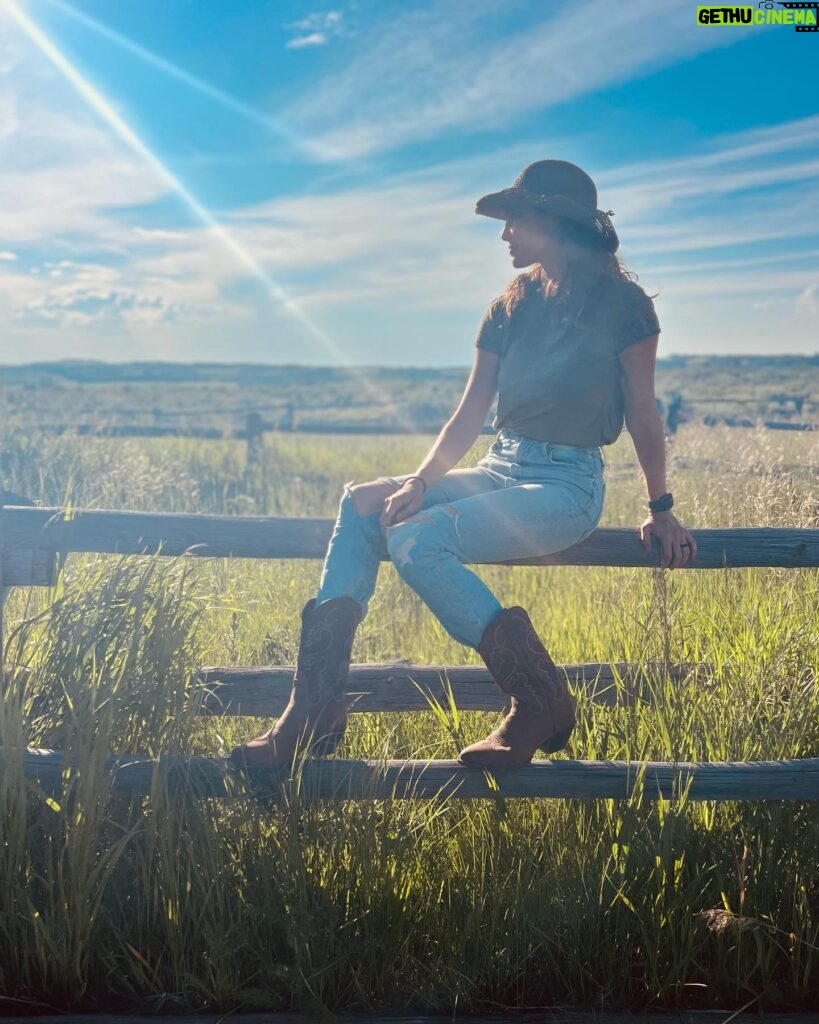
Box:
[474,296,508,356]
[615,282,661,353]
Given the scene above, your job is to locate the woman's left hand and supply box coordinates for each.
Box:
[639,511,697,569]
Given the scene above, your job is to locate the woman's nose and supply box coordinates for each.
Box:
[501,223,512,241]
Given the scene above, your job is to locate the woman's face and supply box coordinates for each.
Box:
[501,210,562,270]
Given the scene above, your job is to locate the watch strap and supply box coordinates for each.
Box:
[648,492,674,513]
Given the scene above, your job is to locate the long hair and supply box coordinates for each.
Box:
[501,212,635,318]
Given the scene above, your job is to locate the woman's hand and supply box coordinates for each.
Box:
[639,511,697,569]
[379,479,425,534]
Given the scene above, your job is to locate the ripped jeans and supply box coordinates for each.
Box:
[314,428,606,649]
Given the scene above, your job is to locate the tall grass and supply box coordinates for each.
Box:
[0,423,818,1014]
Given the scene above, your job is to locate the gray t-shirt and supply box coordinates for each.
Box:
[475,270,660,447]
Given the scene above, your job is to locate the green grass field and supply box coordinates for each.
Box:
[1,422,818,1015]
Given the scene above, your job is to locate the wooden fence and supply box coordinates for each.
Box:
[2,504,818,803]
[26,414,819,447]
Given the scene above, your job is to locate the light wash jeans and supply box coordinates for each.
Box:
[315,427,605,649]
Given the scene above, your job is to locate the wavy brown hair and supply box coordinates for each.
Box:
[501,211,635,318]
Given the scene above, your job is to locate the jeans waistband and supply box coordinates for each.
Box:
[494,428,602,461]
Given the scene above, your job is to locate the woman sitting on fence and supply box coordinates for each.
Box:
[229,159,697,773]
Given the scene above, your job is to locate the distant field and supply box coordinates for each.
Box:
[0,355,817,436]
[0,414,817,1014]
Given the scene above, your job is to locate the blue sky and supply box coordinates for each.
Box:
[0,0,817,366]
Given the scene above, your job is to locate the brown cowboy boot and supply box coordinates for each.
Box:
[457,606,575,769]
[228,596,362,770]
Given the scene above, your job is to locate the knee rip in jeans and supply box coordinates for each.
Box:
[385,505,460,569]
[385,520,424,569]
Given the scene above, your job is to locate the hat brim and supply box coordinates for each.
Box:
[475,187,619,253]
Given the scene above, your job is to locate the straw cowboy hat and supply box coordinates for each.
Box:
[475,159,619,254]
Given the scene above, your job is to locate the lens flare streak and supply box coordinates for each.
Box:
[42,0,338,163]
[3,0,418,429]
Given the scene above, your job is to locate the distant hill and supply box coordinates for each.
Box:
[1,355,818,386]
[0,356,817,433]
[0,361,465,386]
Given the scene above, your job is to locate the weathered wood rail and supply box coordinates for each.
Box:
[16,749,819,802]
[0,1013,812,1024]
[197,662,702,715]
[2,505,819,571]
[2,503,818,802]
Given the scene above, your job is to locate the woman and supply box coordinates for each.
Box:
[229,159,697,773]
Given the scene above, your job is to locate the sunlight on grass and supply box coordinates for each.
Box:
[0,423,818,1013]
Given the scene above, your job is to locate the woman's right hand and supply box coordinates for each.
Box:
[379,479,425,534]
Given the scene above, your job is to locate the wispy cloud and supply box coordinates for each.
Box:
[595,117,819,266]
[289,10,344,31]
[796,284,819,316]
[286,33,328,49]
[1,0,371,366]
[285,9,344,50]
[4,111,818,337]
[1,0,816,360]
[289,0,751,160]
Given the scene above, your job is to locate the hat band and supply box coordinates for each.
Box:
[475,183,620,253]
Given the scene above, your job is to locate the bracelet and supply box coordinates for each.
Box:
[648,492,674,513]
[403,475,427,493]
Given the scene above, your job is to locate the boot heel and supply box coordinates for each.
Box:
[539,726,574,755]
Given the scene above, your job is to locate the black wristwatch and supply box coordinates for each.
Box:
[648,492,674,513]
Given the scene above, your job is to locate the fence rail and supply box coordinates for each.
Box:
[3,506,819,571]
[16,412,819,439]
[197,661,703,714]
[2,504,818,804]
[0,1014,812,1024]
[14,749,819,802]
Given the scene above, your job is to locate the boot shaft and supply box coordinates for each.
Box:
[476,606,567,713]
[295,596,363,704]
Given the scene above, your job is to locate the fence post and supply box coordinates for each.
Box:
[665,393,683,434]
[279,402,295,432]
[245,413,264,468]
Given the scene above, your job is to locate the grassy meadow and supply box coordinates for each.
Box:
[0,418,818,1015]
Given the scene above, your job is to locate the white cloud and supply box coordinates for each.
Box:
[133,227,187,242]
[588,119,819,275]
[284,8,344,49]
[3,256,222,329]
[0,98,168,246]
[0,27,239,336]
[0,1,816,361]
[16,286,191,328]
[289,0,752,160]
[796,284,819,315]
[286,33,328,50]
[6,110,817,350]
[288,10,343,31]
